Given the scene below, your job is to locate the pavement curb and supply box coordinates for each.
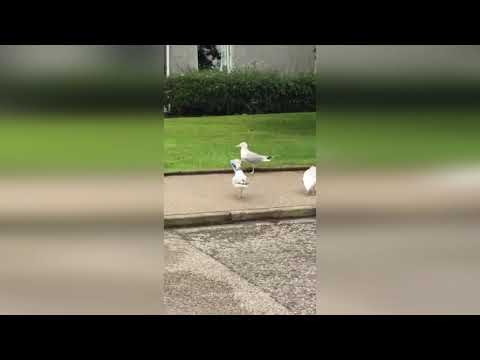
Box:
[165,166,310,176]
[317,207,480,225]
[165,206,316,228]
[0,206,478,228]
[1,204,478,228]
[0,213,164,228]
[0,206,314,228]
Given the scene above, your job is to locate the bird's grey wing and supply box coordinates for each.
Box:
[244,150,266,163]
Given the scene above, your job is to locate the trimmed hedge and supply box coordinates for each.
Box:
[165,69,315,116]
[0,70,165,112]
[0,69,315,115]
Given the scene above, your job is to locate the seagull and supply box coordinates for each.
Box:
[236,142,272,175]
[230,159,249,199]
[303,166,316,195]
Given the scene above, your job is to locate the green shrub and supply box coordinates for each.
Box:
[0,70,165,112]
[165,69,315,116]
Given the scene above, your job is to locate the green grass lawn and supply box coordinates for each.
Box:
[165,112,316,171]
[0,113,164,173]
[317,110,480,170]
[0,110,479,174]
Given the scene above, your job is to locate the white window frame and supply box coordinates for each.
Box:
[166,44,170,77]
[219,45,233,73]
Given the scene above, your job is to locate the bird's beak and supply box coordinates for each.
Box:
[236,144,241,147]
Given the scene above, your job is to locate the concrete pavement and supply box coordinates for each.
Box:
[0,175,163,225]
[317,168,480,223]
[318,220,480,314]
[1,167,479,314]
[165,218,316,315]
[165,170,316,227]
[0,171,315,226]
[164,171,315,215]
[0,225,163,314]
[1,168,479,226]
[318,169,480,214]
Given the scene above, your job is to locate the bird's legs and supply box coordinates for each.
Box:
[239,188,244,199]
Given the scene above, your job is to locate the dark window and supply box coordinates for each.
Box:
[197,45,221,70]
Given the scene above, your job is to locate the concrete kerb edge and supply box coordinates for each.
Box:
[1,206,479,228]
[0,213,164,228]
[165,206,316,228]
[165,166,311,177]
[0,207,314,228]
[166,206,480,228]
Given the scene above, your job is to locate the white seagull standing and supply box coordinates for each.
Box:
[230,159,249,199]
[303,166,316,195]
[236,142,272,175]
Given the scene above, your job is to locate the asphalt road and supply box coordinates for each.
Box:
[2,218,479,315]
[0,225,164,315]
[0,218,316,315]
[165,218,316,315]
[318,220,480,314]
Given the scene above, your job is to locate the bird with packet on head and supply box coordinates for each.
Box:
[230,159,249,199]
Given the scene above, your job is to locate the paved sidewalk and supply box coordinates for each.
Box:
[165,171,315,216]
[0,168,479,224]
[0,175,163,224]
[317,169,480,220]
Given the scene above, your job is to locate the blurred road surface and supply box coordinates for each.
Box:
[165,218,316,315]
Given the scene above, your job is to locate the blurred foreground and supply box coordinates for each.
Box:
[0,225,163,315]
[0,45,164,314]
[317,168,480,314]
[316,45,480,314]
[318,220,480,314]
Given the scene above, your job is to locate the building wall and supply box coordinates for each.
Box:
[232,45,315,74]
[0,45,107,71]
[168,45,198,74]
[314,45,480,77]
[0,45,165,73]
[168,45,315,75]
